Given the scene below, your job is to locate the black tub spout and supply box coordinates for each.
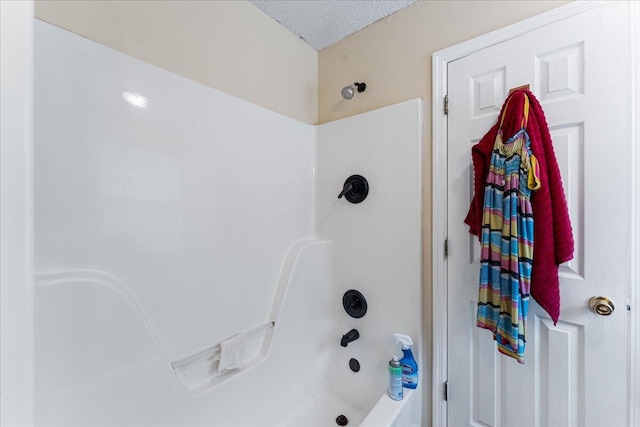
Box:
[340,329,360,347]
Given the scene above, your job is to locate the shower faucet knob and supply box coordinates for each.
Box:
[337,175,369,204]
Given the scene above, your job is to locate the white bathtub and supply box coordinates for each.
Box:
[360,389,419,427]
[274,389,418,427]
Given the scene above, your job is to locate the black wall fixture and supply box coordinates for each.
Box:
[337,175,369,204]
[343,289,367,318]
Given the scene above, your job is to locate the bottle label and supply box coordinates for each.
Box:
[402,373,419,389]
[389,378,403,400]
[389,366,403,401]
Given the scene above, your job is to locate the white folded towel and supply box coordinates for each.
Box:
[217,333,246,373]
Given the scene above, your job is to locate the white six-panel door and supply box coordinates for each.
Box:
[446,3,631,426]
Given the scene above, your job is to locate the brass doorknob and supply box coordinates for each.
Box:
[588,296,615,316]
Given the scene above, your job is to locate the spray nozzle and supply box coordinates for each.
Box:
[394,333,413,349]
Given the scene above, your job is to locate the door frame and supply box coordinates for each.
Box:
[431,1,640,425]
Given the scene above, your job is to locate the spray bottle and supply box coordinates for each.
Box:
[388,356,403,401]
[394,333,418,389]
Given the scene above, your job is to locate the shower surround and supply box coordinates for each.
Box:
[34,20,422,426]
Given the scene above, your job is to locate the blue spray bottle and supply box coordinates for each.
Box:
[394,333,418,389]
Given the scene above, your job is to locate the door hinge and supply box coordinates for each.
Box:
[444,95,449,115]
[444,239,448,258]
[444,381,448,401]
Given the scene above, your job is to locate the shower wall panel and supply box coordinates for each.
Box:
[33,18,423,426]
[316,99,423,421]
[34,18,314,380]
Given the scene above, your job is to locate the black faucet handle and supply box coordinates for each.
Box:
[338,182,354,199]
[337,175,369,204]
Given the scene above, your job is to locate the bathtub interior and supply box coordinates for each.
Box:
[34,19,422,426]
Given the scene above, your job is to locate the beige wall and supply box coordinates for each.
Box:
[35,0,318,125]
[318,0,568,422]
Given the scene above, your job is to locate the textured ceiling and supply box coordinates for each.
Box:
[250,1,416,51]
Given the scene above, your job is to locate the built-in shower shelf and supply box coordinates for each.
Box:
[170,240,325,396]
[171,321,275,370]
[171,321,278,396]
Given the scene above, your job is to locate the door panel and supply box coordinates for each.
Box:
[447,3,631,426]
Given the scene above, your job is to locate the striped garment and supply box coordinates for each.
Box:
[476,121,537,364]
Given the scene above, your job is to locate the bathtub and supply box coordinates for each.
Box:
[34,19,423,426]
[274,389,418,427]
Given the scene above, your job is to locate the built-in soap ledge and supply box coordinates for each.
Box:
[172,321,276,397]
[171,239,326,397]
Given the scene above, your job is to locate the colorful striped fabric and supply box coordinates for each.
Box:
[476,97,537,363]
